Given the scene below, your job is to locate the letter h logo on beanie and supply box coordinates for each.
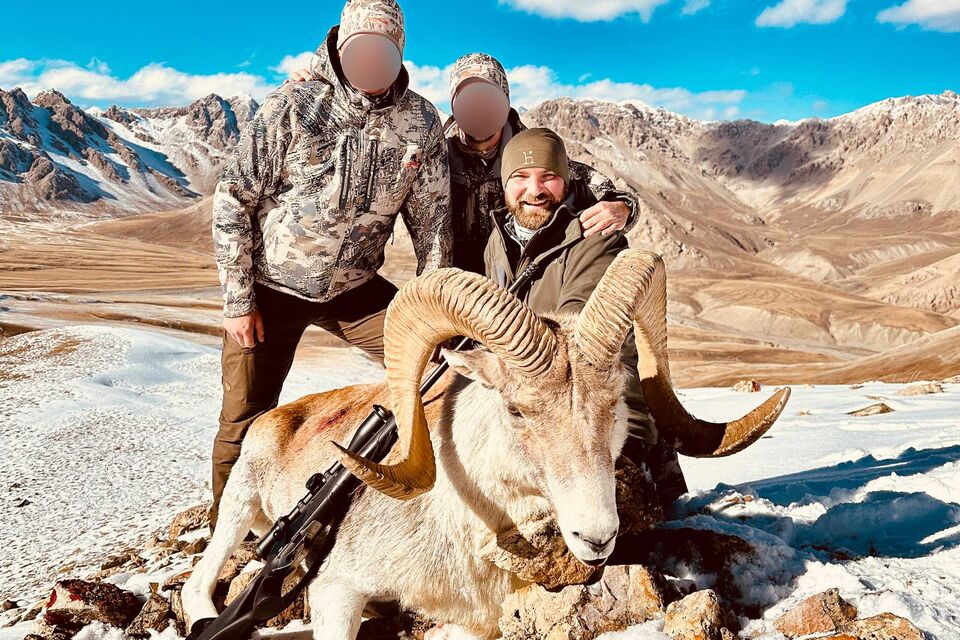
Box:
[523,150,535,165]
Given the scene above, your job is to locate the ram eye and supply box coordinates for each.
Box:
[506,404,523,418]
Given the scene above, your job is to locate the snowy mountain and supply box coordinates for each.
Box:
[0,89,259,215]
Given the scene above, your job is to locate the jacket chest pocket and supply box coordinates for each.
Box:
[376,143,422,209]
[300,136,338,178]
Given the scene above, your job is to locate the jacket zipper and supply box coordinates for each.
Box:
[338,135,354,210]
[361,138,380,212]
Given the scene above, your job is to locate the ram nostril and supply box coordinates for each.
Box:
[572,531,582,539]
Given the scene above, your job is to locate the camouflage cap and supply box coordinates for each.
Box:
[337,0,405,54]
[449,53,510,103]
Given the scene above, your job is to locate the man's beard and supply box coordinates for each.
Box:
[507,193,561,230]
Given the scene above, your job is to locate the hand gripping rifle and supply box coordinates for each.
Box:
[186,260,549,640]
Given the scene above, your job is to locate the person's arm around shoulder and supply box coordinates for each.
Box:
[400,108,453,274]
[213,88,295,347]
[571,160,640,236]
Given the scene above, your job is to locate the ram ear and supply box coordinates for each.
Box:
[441,347,505,389]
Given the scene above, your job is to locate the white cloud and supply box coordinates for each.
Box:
[500,0,671,21]
[271,51,316,76]
[877,0,960,32]
[403,60,746,120]
[682,0,710,15]
[0,58,276,107]
[756,0,847,27]
[404,60,456,106]
[505,65,746,118]
[1,54,748,122]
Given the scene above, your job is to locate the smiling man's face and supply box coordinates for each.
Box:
[504,167,567,229]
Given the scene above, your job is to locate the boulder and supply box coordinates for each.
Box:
[610,526,760,616]
[828,613,924,640]
[773,588,857,638]
[847,403,894,417]
[662,590,735,640]
[125,584,171,638]
[615,458,664,536]
[38,580,141,638]
[733,380,761,393]
[168,503,211,541]
[498,565,676,640]
[896,383,944,396]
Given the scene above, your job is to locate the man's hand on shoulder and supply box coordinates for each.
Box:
[579,200,630,237]
[288,68,313,83]
[224,311,265,349]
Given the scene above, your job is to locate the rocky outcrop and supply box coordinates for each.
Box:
[774,589,858,638]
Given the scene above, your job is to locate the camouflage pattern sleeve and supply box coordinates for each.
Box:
[400,117,453,274]
[212,89,294,318]
[571,159,640,233]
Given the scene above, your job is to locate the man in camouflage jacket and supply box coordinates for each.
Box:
[210,0,450,527]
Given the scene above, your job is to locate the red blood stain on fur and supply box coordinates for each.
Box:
[316,406,351,432]
[46,590,57,607]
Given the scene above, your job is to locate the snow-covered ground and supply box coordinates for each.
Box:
[1,325,958,639]
[0,325,383,607]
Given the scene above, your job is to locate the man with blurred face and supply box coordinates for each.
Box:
[210,0,451,528]
[291,52,637,275]
[486,128,688,511]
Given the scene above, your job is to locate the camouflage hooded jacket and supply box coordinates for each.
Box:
[445,108,638,275]
[212,26,451,318]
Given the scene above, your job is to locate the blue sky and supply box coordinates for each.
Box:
[0,0,957,122]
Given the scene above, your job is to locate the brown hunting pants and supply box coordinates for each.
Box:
[210,276,396,529]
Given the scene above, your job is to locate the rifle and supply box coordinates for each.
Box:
[187,258,552,640]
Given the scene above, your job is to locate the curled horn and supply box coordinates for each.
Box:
[574,250,790,457]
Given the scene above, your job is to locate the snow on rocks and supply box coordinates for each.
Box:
[847,402,895,417]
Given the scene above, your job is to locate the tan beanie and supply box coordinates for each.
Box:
[501,128,569,188]
[337,0,405,54]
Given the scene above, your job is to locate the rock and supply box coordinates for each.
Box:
[479,516,600,589]
[225,570,308,628]
[20,601,44,622]
[39,580,142,637]
[181,537,208,555]
[627,565,681,622]
[662,590,735,640]
[1,600,17,611]
[357,611,434,640]
[168,503,211,541]
[125,584,171,638]
[499,565,674,640]
[615,457,664,536]
[827,613,924,640]
[896,382,944,396]
[773,588,858,638]
[610,526,760,616]
[163,541,258,592]
[733,379,761,393]
[942,375,960,384]
[847,403,894,417]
